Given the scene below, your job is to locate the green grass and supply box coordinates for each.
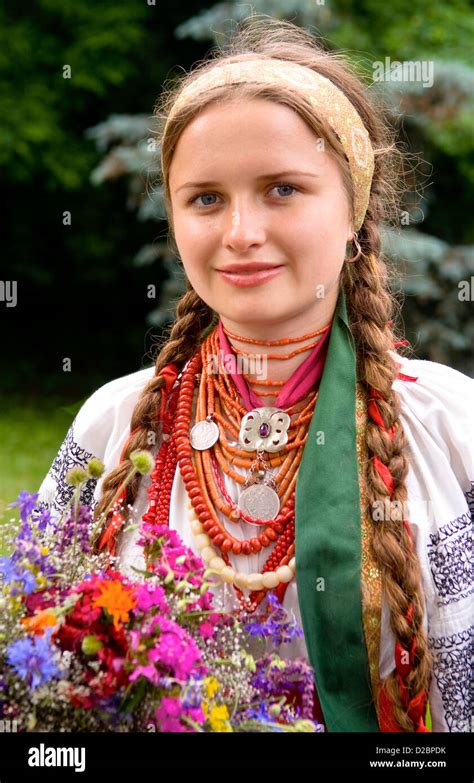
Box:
[0,399,74,524]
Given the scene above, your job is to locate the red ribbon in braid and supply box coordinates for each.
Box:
[97,364,180,555]
[367,383,430,732]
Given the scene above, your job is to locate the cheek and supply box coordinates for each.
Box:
[294,228,346,286]
[173,218,210,273]
[175,214,218,259]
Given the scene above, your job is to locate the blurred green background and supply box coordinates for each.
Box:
[0,0,473,516]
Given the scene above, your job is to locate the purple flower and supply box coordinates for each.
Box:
[17,521,33,542]
[32,506,53,531]
[0,556,15,581]
[0,557,37,595]
[181,678,205,710]
[6,630,60,689]
[16,538,43,567]
[8,491,39,523]
[250,656,316,721]
[244,592,303,647]
[242,701,284,730]
[58,504,92,554]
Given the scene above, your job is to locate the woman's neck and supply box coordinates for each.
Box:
[220,320,329,409]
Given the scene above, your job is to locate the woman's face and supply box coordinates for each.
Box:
[168,98,354,338]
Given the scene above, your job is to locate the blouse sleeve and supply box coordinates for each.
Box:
[35,366,155,521]
[390,351,474,732]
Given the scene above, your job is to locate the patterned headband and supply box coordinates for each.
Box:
[163,58,375,231]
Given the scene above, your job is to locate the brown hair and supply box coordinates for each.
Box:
[94,15,432,730]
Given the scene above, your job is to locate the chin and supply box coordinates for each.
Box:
[220,307,287,328]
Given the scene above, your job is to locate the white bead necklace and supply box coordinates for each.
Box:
[186,497,295,591]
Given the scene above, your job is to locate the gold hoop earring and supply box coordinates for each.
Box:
[345,232,362,264]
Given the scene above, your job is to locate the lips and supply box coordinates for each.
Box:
[216,265,284,288]
[217,263,283,274]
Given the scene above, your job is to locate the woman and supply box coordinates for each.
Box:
[37,17,473,733]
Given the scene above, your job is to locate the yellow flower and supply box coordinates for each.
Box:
[204,676,221,699]
[92,580,137,627]
[209,704,232,733]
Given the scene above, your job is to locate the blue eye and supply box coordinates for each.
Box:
[192,193,218,207]
[271,183,297,198]
[189,182,298,208]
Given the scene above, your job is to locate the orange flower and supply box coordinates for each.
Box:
[21,610,58,636]
[92,580,137,627]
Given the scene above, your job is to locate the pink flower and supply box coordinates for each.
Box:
[154,696,205,732]
[198,621,215,639]
[186,590,216,614]
[187,706,205,725]
[160,718,184,732]
[129,664,159,685]
[135,584,170,614]
[147,616,204,680]
[156,695,181,718]
[155,696,186,732]
[198,591,214,611]
[138,524,206,588]
[111,657,125,673]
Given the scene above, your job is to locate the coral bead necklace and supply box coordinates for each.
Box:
[142,321,329,615]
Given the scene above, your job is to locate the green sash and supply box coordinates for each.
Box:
[295,287,380,732]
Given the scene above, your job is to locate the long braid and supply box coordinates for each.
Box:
[344,208,433,731]
[92,285,214,548]
[123,15,433,730]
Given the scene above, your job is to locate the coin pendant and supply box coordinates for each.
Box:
[190,419,219,450]
[237,483,280,522]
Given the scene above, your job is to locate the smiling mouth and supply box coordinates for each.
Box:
[216,265,284,287]
[217,264,283,274]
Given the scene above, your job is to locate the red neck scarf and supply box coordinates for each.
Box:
[217,319,332,411]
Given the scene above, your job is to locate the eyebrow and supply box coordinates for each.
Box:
[174,170,320,193]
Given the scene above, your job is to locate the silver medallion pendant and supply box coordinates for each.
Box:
[239,407,291,453]
[237,482,280,522]
[190,418,219,450]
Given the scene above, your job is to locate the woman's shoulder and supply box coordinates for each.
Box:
[391,350,474,493]
[73,366,156,443]
[389,351,474,396]
[36,366,156,515]
[391,350,474,421]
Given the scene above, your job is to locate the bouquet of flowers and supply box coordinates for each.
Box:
[0,452,323,733]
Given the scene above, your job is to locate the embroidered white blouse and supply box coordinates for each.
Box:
[36,351,474,733]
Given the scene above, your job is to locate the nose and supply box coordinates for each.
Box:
[222,199,266,252]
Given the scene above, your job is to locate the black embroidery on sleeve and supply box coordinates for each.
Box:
[45,422,99,516]
[428,627,473,732]
[465,481,474,518]
[427,510,473,607]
